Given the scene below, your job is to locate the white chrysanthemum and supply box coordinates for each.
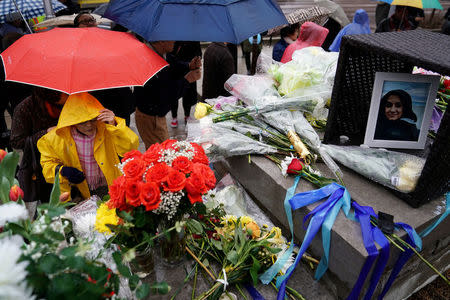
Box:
[73,213,97,238]
[0,202,28,227]
[0,236,35,300]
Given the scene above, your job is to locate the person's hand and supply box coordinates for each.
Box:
[59,192,70,202]
[185,68,201,83]
[60,166,85,184]
[189,56,202,70]
[47,126,56,133]
[97,109,116,125]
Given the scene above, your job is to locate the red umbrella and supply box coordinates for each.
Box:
[1,27,168,94]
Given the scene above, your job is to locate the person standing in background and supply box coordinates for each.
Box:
[375,1,391,27]
[202,42,235,100]
[170,41,202,128]
[272,24,299,62]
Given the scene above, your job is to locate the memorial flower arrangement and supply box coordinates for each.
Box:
[95,140,215,255]
[0,150,166,299]
[187,214,301,300]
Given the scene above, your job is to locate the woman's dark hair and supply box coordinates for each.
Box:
[32,87,61,104]
[379,89,417,122]
[280,23,299,38]
[74,11,92,27]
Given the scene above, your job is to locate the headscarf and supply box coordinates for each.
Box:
[379,89,417,122]
[329,9,370,52]
[280,22,329,63]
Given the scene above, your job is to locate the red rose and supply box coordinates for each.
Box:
[122,150,143,162]
[187,193,203,205]
[122,158,146,180]
[161,139,177,149]
[9,185,24,202]
[0,149,6,163]
[108,176,127,210]
[164,169,186,192]
[287,158,303,175]
[185,172,207,204]
[193,163,216,190]
[191,143,209,164]
[140,182,161,211]
[444,79,450,90]
[145,163,170,185]
[125,180,141,207]
[143,143,163,164]
[172,156,193,174]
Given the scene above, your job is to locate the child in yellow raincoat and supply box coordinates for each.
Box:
[37,92,139,201]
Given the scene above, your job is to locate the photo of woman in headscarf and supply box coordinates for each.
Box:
[374,89,420,141]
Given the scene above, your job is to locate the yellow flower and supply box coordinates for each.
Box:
[95,203,119,234]
[240,216,254,226]
[396,161,422,192]
[269,227,282,239]
[194,102,212,119]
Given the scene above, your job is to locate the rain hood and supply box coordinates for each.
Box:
[281,22,329,63]
[329,9,370,52]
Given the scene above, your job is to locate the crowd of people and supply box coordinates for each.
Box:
[0,2,449,216]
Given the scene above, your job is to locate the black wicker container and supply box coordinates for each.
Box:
[323,30,450,208]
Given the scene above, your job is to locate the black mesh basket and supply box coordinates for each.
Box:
[323,30,450,208]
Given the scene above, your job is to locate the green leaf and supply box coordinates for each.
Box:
[135,212,147,228]
[7,223,30,240]
[266,247,282,254]
[186,219,203,234]
[38,253,64,274]
[194,202,206,215]
[49,169,61,207]
[0,151,19,184]
[136,283,150,299]
[250,255,261,285]
[118,210,134,222]
[46,206,66,218]
[65,255,85,270]
[59,246,77,257]
[226,250,238,265]
[0,177,11,203]
[150,282,170,295]
[129,275,140,290]
[211,238,222,250]
[112,251,131,278]
[45,229,65,241]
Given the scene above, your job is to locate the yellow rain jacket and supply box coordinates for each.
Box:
[37,93,139,200]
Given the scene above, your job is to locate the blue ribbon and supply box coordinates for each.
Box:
[378,222,420,299]
[272,183,348,300]
[244,284,265,300]
[419,193,449,238]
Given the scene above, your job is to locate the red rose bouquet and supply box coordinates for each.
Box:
[96,140,215,258]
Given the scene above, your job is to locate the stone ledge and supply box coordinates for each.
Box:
[215,155,449,299]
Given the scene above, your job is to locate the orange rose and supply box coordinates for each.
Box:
[172,156,192,174]
[191,143,209,164]
[164,169,186,192]
[125,180,141,207]
[193,163,216,190]
[143,143,163,164]
[140,182,161,211]
[122,158,146,180]
[108,176,128,211]
[122,150,143,162]
[145,163,170,186]
[161,139,177,149]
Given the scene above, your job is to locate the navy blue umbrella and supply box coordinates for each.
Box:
[104,0,288,43]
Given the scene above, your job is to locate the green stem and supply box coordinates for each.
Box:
[236,284,248,300]
[392,233,450,285]
[191,264,198,300]
[286,286,306,300]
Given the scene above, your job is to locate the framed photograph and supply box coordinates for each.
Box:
[364,72,440,149]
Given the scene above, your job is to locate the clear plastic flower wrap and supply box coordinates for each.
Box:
[260,47,338,98]
[261,110,343,180]
[321,144,426,193]
[224,74,279,105]
[186,117,278,161]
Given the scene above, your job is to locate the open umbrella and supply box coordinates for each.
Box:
[0,0,66,23]
[377,0,443,9]
[104,0,288,43]
[33,13,113,28]
[1,27,168,94]
[267,6,331,36]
